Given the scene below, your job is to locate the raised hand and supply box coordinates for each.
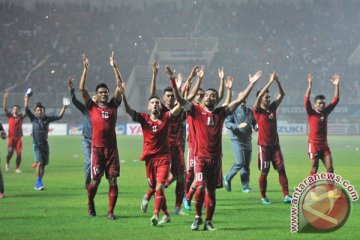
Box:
[190,65,199,78]
[269,71,277,83]
[249,70,263,83]
[218,66,225,80]
[119,82,126,95]
[4,91,9,100]
[166,66,176,81]
[109,51,116,67]
[83,54,89,69]
[152,61,159,75]
[67,77,74,89]
[307,73,313,85]
[176,73,183,89]
[197,65,205,79]
[225,76,234,89]
[331,73,340,85]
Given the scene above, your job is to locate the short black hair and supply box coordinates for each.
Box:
[12,105,21,110]
[198,88,204,93]
[314,94,326,102]
[149,95,160,101]
[95,83,109,92]
[163,86,173,93]
[206,88,219,99]
[256,89,269,97]
[34,103,45,111]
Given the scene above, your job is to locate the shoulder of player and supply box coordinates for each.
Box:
[270,102,278,109]
[89,100,117,110]
[5,110,12,117]
[106,98,120,107]
[214,106,227,115]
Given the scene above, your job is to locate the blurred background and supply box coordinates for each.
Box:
[0,0,359,134]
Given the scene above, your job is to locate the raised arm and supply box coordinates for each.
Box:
[79,54,91,103]
[169,69,183,118]
[24,95,35,120]
[254,71,275,109]
[222,75,233,107]
[305,73,312,98]
[228,70,262,113]
[109,51,124,103]
[3,91,10,115]
[122,91,136,120]
[149,61,159,97]
[181,66,198,98]
[166,66,190,115]
[58,103,67,119]
[331,73,340,99]
[176,72,184,95]
[217,66,225,102]
[187,65,205,101]
[273,73,285,108]
[24,95,29,109]
[67,77,87,113]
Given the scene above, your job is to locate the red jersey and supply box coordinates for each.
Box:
[186,103,202,150]
[253,103,279,146]
[161,104,184,147]
[188,104,227,158]
[186,113,196,149]
[304,96,339,143]
[88,99,119,147]
[135,111,173,161]
[6,113,24,139]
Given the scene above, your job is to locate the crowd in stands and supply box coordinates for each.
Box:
[1,0,359,109]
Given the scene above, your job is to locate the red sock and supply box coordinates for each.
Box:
[154,189,164,216]
[16,154,22,169]
[108,185,118,213]
[185,171,194,194]
[87,182,98,209]
[186,186,196,201]
[279,171,289,196]
[205,191,216,222]
[161,195,169,216]
[194,187,205,217]
[145,188,155,200]
[259,173,268,198]
[175,181,184,208]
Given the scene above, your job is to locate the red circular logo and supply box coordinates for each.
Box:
[301,182,350,231]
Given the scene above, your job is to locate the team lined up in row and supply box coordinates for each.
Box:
[0,51,340,231]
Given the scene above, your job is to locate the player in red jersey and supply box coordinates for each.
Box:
[183,68,233,211]
[253,72,292,205]
[122,70,182,226]
[3,92,27,173]
[141,63,204,215]
[304,73,340,198]
[172,66,262,231]
[183,87,204,211]
[79,52,123,220]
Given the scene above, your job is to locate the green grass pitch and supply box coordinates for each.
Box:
[0,135,359,240]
